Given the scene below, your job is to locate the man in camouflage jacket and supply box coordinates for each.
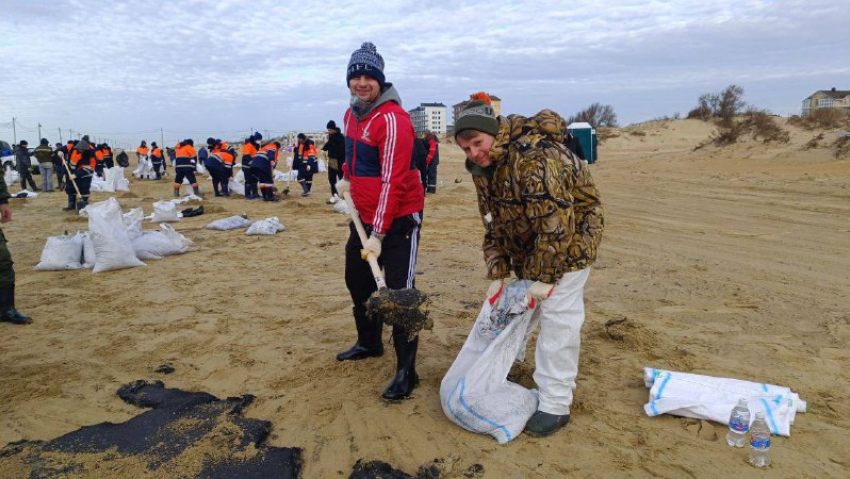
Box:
[455,93,603,437]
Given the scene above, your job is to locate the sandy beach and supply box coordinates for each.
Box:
[1,118,848,478]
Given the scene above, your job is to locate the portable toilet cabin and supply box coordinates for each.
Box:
[566,122,598,164]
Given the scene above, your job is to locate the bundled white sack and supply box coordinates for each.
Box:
[333,200,350,215]
[4,169,20,187]
[80,232,97,269]
[643,368,806,436]
[132,224,191,260]
[234,170,244,183]
[196,161,207,175]
[13,189,38,199]
[117,178,130,192]
[317,159,327,173]
[89,174,107,193]
[103,166,126,192]
[274,169,298,181]
[170,194,203,205]
[123,207,145,240]
[86,198,146,273]
[228,178,245,196]
[206,215,253,231]
[150,201,180,223]
[246,217,286,235]
[80,197,121,218]
[34,234,84,271]
[440,281,539,444]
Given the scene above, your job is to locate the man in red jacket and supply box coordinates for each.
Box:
[335,42,425,401]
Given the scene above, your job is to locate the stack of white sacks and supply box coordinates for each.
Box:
[34,198,191,273]
[91,167,131,192]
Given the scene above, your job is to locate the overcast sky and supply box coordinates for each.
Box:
[1,0,847,147]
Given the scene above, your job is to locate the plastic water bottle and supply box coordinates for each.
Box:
[749,411,771,468]
[726,398,751,447]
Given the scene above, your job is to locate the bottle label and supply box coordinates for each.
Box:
[730,418,749,432]
[751,438,770,448]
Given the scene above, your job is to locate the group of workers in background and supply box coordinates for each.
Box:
[5,126,440,211]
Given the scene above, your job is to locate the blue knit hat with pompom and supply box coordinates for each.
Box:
[347,42,385,87]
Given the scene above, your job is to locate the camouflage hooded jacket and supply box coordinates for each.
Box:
[467,110,604,283]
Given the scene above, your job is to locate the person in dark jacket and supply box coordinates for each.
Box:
[423,133,440,194]
[0,168,31,325]
[53,143,67,190]
[322,120,346,203]
[14,141,38,191]
[33,139,55,192]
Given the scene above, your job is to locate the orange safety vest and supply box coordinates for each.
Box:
[259,143,279,163]
[151,147,162,159]
[298,142,317,158]
[137,146,149,156]
[95,150,105,161]
[176,144,196,159]
[241,143,258,156]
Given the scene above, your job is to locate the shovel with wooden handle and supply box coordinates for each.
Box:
[282,155,295,196]
[61,160,85,212]
[342,191,430,338]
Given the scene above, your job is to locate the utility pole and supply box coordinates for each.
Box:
[161,127,164,148]
[11,117,16,144]
[38,123,42,140]
[59,128,63,143]
[69,129,74,141]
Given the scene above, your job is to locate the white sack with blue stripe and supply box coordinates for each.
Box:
[643,368,806,436]
[440,281,539,444]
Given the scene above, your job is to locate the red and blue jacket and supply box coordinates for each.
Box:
[343,92,424,235]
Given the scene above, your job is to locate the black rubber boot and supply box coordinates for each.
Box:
[337,310,383,361]
[0,285,32,325]
[524,411,571,437]
[381,328,419,401]
[62,198,76,211]
[76,196,89,211]
[193,186,202,197]
[174,187,180,197]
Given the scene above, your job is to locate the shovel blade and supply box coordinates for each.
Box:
[366,288,431,340]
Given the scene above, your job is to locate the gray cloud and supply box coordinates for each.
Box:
[1,0,846,146]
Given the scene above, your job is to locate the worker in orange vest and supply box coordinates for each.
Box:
[173,139,200,197]
[136,141,150,165]
[64,136,96,211]
[294,133,318,196]
[253,141,281,202]
[150,142,165,180]
[241,133,261,200]
[100,143,114,170]
[206,138,235,197]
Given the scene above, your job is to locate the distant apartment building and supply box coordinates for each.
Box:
[802,87,850,116]
[453,94,502,127]
[408,103,447,136]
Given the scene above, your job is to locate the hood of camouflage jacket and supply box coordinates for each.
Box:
[466,110,569,177]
